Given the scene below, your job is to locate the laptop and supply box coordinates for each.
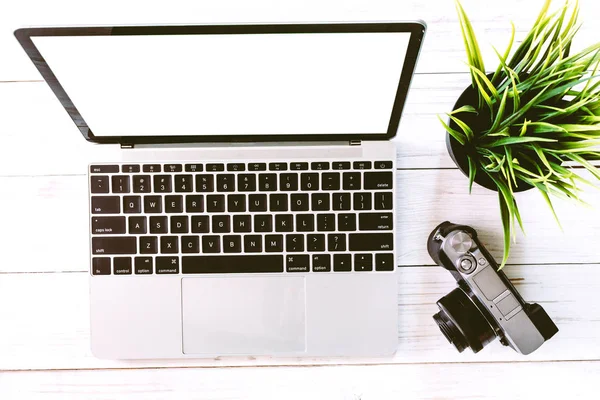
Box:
[15,22,426,359]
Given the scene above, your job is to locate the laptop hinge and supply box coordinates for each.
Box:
[349,140,361,146]
[120,143,134,149]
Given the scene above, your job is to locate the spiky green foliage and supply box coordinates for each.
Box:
[446,0,600,268]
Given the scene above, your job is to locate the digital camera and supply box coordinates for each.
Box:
[427,222,559,354]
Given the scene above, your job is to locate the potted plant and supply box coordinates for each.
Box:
[441,0,600,267]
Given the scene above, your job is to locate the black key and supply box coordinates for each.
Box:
[353,193,372,211]
[92,216,126,234]
[290,162,309,170]
[122,165,140,173]
[355,254,373,271]
[322,173,340,190]
[333,193,351,210]
[111,176,130,193]
[91,165,118,174]
[92,237,136,255]
[223,235,242,253]
[90,176,109,193]
[217,174,235,192]
[317,214,335,231]
[286,255,309,273]
[227,163,245,172]
[92,258,111,275]
[181,236,200,254]
[364,171,393,190]
[123,196,141,213]
[376,253,395,271]
[161,236,179,254]
[342,172,361,190]
[244,235,263,253]
[312,254,331,272]
[154,175,172,193]
[249,194,267,212]
[156,256,179,274]
[149,216,168,234]
[207,195,226,212]
[238,174,257,192]
[143,164,161,173]
[296,214,314,232]
[228,194,246,212]
[171,216,189,233]
[196,175,214,192]
[233,215,251,232]
[349,233,394,251]
[254,214,273,232]
[353,161,371,170]
[300,173,319,190]
[311,193,330,211]
[270,194,288,211]
[185,164,203,172]
[135,257,153,274]
[328,233,346,251]
[374,192,393,210]
[128,216,147,234]
[269,162,287,171]
[307,234,325,251]
[165,195,183,213]
[144,195,162,213]
[290,194,309,211]
[338,214,357,231]
[207,163,224,172]
[183,255,283,274]
[359,213,393,230]
[212,215,230,233]
[202,236,221,253]
[286,234,304,252]
[332,162,351,170]
[275,214,293,232]
[91,196,120,214]
[113,257,132,275]
[248,163,267,171]
[186,195,204,213]
[334,254,352,272]
[191,215,210,233]
[140,236,158,254]
[133,175,151,193]
[279,173,298,191]
[164,164,182,173]
[258,173,277,191]
[265,235,284,252]
[175,175,193,192]
[375,161,393,169]
[311,162,329,170]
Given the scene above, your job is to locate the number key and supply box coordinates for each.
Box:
[111,176,130,193]
[301,173,319,191]
[154,175,172,193]
[133,175,151,193]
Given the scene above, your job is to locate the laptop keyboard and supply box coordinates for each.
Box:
[89,161,395,275]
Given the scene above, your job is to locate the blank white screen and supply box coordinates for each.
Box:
[33,32,410,137]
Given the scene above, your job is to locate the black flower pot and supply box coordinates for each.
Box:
[446,79,532,193]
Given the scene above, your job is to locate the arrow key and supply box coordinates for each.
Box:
[376,253,395,271]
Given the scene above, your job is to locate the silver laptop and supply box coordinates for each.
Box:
[16,22,425,359]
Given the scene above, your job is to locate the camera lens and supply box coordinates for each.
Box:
[433,288,496,353]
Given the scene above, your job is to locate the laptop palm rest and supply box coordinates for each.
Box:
[182,276,307,355]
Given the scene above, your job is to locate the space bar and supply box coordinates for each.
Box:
[182,255,284,274]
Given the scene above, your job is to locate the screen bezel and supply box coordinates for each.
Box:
[15,22,426,145]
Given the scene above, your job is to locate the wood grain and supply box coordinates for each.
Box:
[0,264,597,370]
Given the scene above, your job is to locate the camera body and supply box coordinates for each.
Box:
[427,222,559,354]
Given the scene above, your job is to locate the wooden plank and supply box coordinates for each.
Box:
[0,264,597,370]
[2,168,599,273]
[0,361,597,399]
[2,0,600,80]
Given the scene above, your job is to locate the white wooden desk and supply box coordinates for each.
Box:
[1,1,600,398]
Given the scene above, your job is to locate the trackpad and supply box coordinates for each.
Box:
[182,276,306,355]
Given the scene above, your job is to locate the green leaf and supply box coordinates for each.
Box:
[497,189,511,269]
[450,105,478,115]
[483,136,557,148]
[448,114,474,142]
[438,115,466,145]
[489,90,509,133]
[491,21,515,85]
[467,155,477,194]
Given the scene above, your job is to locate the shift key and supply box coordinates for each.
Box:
[349,233,394,251]
[92,237,136,255]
